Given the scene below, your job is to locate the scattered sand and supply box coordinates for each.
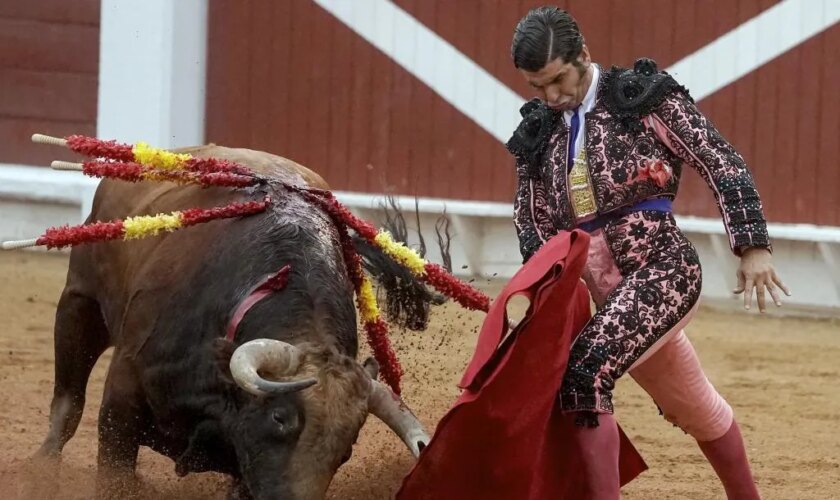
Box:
[0,251,837,499]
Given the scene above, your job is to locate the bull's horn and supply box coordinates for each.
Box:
[368,380,430,458]
[229,339,318,396]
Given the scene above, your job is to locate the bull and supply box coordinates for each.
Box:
[34,145,436,499]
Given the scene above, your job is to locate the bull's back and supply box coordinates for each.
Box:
[77,145,329,342]
[91,144,327,220]
[173,144,329,189]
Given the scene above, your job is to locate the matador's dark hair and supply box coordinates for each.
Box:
[511,6,584,72]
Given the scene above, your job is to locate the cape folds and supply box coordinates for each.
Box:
[397,230,646,499]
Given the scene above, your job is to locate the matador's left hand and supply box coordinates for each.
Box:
[733,247,791,312]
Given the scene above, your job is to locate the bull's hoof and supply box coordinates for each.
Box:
[33,439,63,460]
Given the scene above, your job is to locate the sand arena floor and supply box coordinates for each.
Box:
[0,250,838,499]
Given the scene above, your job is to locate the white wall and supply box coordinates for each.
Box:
[2,184,838,317]
[347,195,840,317]
[97,0,208,147]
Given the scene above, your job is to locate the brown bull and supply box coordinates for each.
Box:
[36,145,433,499]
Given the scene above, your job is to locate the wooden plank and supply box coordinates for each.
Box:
[285,0,315,172]
[771,48,799,224]
[750,41,779,224]
[366,16,394,194]
[0,117,94,166]
[429,2,457,198]
[306,3,332,175]
[650,0,676,67]
[247,1,274,152]
[384,0,415,196]
[608,0,633,66]
[731,0,761,191]
[672,1,696,67]
[471,0,499,201]
[0,19,98,74]
[569,0,608,61]
[496,2,531,97]
[631,1,658,64]
[345,9,374,193]
[794,35,822,224]
[0,69,96,122]
[324,2,352,190]
[674,2,714,217]
[0,0,100,26]
[447,0,478,200]
[404,0,437,198]
[678,0,740,219]
[817,26,840,226]
[710,0,738,149]
[670,0,782,65]
[205,1,251,146]
[491,0,528,201]
[266,0,293,157]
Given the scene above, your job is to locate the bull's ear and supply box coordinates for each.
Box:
[213,338,236,384]
[362,357,380,379]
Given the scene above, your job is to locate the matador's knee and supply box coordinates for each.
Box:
[630,331,734,442]
[656,381,734,442]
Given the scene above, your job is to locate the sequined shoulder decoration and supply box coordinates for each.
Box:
[506,98,561,179]
[602,58,692,133]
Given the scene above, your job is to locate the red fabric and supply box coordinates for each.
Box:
[397,230,647,500]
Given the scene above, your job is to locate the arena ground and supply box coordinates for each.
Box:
[0,250,837,499]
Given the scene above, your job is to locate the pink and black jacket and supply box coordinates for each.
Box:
[507,58,771,262]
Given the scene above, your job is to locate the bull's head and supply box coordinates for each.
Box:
[185,338,429,500]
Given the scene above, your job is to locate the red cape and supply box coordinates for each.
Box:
[397,231,646,499]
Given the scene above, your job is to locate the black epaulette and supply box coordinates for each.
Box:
[602,58,692,133]
[505,98,561,179]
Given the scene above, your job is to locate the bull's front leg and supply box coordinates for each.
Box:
[96,350,148,499]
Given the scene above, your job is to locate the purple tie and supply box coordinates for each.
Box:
[567,106,581,173]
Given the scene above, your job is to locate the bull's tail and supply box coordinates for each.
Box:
[353,234,444,332]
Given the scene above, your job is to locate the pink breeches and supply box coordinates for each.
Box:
[561,213,733,441]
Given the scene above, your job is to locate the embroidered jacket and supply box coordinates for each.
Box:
[507,58,771,262]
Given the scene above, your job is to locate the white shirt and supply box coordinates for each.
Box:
[563,64,601,160]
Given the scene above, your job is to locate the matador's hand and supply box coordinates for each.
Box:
[733,247,791,312]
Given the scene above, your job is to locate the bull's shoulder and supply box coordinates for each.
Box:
[173,144,330,189]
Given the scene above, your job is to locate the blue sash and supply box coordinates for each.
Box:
[578,198,673,233]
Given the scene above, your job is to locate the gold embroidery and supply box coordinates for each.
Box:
[568,148,598,220]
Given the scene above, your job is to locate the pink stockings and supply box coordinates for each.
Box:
[697,421,761,500]
[630,331,761,498]
[565,414,760,500]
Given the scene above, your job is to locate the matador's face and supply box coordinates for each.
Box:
[520,46,592,112]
